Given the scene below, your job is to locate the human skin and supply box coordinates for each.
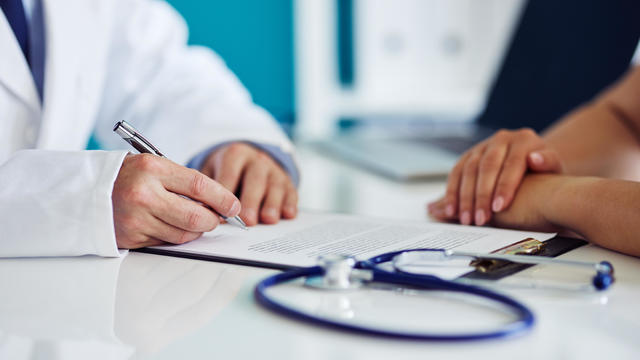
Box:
[113,153,242,248]
[430,174,640,257]
[113,143,299,249]
[199,142,298,226]
[430,66,640,227]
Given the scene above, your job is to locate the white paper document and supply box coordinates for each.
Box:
[149,212,555,272]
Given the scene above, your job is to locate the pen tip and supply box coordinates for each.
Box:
[234,216,249,230]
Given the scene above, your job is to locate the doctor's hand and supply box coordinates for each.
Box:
[428,128,563,226]
[198,142,298,226]
[112,154,242,249]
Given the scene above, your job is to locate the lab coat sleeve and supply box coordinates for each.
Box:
[92,0,295,167]
[0,150,127,257]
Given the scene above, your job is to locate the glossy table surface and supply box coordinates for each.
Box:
[1,145,639,360]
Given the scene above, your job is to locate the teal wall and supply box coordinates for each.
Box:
[166,0,295,134]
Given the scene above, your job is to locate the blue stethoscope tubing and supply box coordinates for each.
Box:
[254,250,535,341]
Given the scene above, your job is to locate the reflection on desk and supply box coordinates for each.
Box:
[0,254,247,359]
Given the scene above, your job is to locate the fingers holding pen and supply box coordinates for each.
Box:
[156,157,242,218]
[153,192,221,233]
[113,154,241,249]
[115,140,299,247]
[146,217,204,245]
[114,205,203,248]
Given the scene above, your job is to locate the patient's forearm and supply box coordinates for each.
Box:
[543,66,640,180]
[544,104,640,179]
[545,177,640,257]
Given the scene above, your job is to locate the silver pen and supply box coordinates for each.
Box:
[113,120,248,230]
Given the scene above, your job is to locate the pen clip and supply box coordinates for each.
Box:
[114,120,165,157]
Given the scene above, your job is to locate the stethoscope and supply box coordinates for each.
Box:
[254,249,614,341]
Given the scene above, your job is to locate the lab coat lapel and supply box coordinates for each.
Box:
[0,12,41,113]
[38,0,108,149]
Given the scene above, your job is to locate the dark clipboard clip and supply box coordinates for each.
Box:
[461,236,587,281]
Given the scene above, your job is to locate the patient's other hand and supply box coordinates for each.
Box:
[428,129,563,226]
[488,175,563,233]
[429,174,563,234]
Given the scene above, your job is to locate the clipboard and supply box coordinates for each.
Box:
[460,236,587,281]
[133,246,297,271]
[134,235,587,279]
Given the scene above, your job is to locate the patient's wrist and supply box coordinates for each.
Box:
[542,175,602,238]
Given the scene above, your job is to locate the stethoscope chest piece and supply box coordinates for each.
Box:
[256,248,615,341]
[255,251,537,341]
[304,255,371,290]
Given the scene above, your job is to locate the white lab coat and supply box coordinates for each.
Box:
[0,0,293,257]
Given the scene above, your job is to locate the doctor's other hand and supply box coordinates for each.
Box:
[199,142,298,226]
[112,154,241,249]
[428,128,563,226]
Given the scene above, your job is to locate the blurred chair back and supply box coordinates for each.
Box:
[477,0,640,131]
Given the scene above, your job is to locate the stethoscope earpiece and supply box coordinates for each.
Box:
[592,261,615,290]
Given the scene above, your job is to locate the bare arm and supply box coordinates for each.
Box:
[544,66,640,180]
[429,66,640,227]
[492,174,640,257]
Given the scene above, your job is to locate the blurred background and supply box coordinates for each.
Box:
[167,0,522,138]
[167,0,640,135]
[167,0,640,179]
[166,0,296,134]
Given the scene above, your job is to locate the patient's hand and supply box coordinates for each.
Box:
[429,174,562,233]
[487,175,563,233]
[428,128,563,226]
[199,142,298,226]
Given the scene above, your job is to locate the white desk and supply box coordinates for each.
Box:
[1,145,639,359]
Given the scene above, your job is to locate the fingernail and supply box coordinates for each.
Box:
[230,201,241,216]
[530,152,544,166]
[284,205,296,215]
[445,204,455,217]
[475,209,485,226]
[244,208,257,223]
[492,196,504,212]
[460,211,471,225]
[264,207,277,218]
